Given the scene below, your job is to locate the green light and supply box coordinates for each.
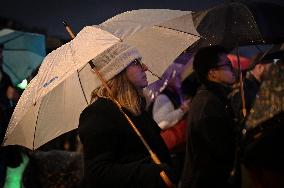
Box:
[17,79,28,90]
[3,154,29,188]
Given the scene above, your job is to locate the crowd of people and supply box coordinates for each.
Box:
[1,25,283,188]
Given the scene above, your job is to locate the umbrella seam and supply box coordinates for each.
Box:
[154,25,201,38]
[0,33,25,45]
[67,43,89,105]
[33,101,41,149]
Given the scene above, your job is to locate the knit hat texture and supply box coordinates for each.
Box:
[91,42,142,81]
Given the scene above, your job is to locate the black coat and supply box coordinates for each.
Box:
[78,97,172,188]
[180,82,238,188]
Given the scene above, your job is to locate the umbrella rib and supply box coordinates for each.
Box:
[33,100,42,149]
[66,43,89,105]
[155,25,201,38]
[76,70,89,105]
[0,33,25,44]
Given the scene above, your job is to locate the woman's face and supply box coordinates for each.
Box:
[126,59,148,90]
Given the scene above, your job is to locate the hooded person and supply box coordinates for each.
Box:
[77,42,173,188]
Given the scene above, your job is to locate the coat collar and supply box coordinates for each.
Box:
[200,81,232,101]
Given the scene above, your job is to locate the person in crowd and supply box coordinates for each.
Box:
[152,64,191,130]
[0,145,83,188]
[230,52,273,123]
[78,43,174,188]
[151,64,191,181]
[0,145,41,188]
[180,45,238,188]
[234,52,283,188]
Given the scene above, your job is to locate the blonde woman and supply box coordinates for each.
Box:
[78,43,173,188]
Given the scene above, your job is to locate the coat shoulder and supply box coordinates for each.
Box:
[191,90,227,118]
[81,98,118,117]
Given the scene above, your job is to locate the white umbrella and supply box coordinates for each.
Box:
[99,9,200,82]
[3,9,200,150]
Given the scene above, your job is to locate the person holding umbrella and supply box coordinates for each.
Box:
[180,45,238,188]
[78,42,174,188]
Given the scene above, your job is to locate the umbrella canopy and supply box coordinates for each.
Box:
[99,9,200,82]
[3,13,199,149]
[192,2,284,48]
[227,54,251,71]
[0,29,46,86]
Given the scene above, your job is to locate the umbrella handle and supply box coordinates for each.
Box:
[63,22,176,188]
[63,21,76,39]
[150,152,176,188]
[236,48,247,118]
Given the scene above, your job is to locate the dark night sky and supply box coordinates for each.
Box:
[1,0,283,39]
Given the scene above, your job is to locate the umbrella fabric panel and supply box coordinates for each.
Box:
[34,26,120,103]
[4,71,87,149]
[5,74,40,142]
[192,2,284,49]
[34,71,87,149]
[0,29,22,44]
[3,31,46,56]
[99,9,200,82]
[193,2,264,48]
[100,9,191,40]
[158,13,200,36]
[3,50,44,84]
[0,28,46,85]
[125,26,199,83]
[3,98,40,149]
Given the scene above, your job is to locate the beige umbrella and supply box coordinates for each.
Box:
[3,9,200,150]
[3,26,120,149]
[99,9,200,82]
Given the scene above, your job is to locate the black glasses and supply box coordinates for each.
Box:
[213,61,234,71]
[131,59,143,67]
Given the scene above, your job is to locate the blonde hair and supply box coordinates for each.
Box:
[91,70,142,115]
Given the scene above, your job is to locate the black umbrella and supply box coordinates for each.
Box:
[189,2,284,117]
[192,2,284,48]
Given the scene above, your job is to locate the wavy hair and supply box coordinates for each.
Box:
[91,69,142,115]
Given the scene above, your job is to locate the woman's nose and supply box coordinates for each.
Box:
[141,63,148,72]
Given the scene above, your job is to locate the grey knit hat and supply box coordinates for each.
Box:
[91,42,142,82]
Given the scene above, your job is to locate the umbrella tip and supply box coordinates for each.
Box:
[62,20,68,27]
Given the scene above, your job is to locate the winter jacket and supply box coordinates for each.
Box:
[180,81,238,188]
[78,97,172,188]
